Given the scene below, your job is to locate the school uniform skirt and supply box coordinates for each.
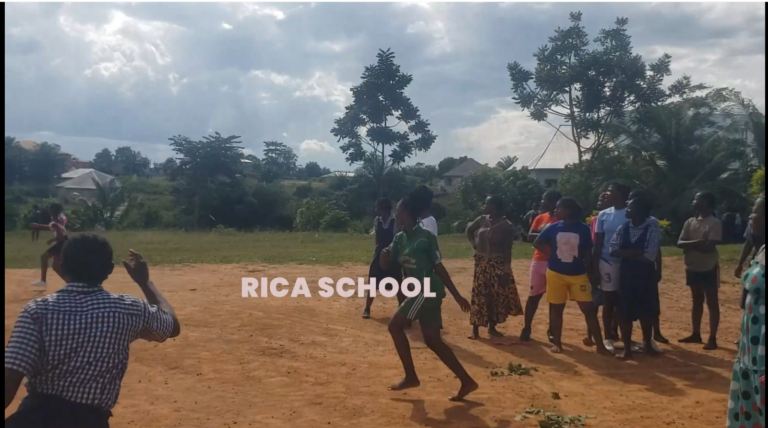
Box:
[618,259,660,322]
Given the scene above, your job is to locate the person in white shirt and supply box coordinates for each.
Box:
[413,185,438,236]
[592,183,632,352]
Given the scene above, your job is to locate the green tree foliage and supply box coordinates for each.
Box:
[299,161,325,179]
[262,141,298,178]
[751,168,765,199]
[496,156,519,170]
[561,91,754,230]
[455,168,545,224]
[402,162,439,184]
[294,198,333,231]
[320,210,351,232]
[114,146,151,176]
[437,156,468,176]
[5,136,28,183]
[92,148,115,174]
[332,49,436,196]
[73,178,136,230]
[168,132,245,229]
[26,142,68,185]
[507,12,705,162]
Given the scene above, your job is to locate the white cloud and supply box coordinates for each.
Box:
[299,139,336,155]
[452,108,554,166]
[234,4,286,21]
[250,69,350,111]
[221,22,233,30]
[407,20,451,55]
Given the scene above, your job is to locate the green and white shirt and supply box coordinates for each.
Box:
[389,226,445,299]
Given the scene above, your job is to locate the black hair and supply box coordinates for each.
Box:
[558,197,583,221]
[375,198,392,212]
[630,196,653,219]
[49,203,63,216]
[611,183,632,202]
[697,192,716,209]
[543,190,562,205]
[486,195,505,213]
[629,189,652,200]
[60,234,114,285]
[411,185,433,214]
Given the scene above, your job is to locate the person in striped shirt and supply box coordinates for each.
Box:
[5,234,181,428]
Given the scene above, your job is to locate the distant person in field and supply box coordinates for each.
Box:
[592,183,632,352]
[465,195,523,340]
[609,196,662,360]
[29,205,50,243]
[678,192,723,350]
[29,203,68,288]
[523,202,540,237]
[4,235,181,428]
[628,189,667,348]
[380,190,478,401]
[520,190,561,342]
[363,198,404,319]
[532,197,611,355]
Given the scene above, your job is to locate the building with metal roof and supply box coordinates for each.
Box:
[55,170,118,203]
[441,158,486,192]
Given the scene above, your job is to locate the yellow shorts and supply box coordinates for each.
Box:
[546,270,592,304]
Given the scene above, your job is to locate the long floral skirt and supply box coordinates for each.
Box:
[470,254,523,327]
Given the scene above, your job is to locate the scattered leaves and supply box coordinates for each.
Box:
[551,392,561,400]
[513,408,595,428]
[490,363,540,377]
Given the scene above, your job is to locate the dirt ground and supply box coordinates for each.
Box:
[5,258,744,428]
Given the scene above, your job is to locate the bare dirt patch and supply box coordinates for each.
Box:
[5,258,742,428]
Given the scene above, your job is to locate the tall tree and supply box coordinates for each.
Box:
[262,141,298,178]
[4,136,27,183]
[301,161,325,179]
[507,12,705,163]
[114,146,151,176]
[496,155,519,170]
[168,132,245,229]
[27,142,67,185]
[332,48,436,196]
[437,156,468,176]
[92,148,115,174]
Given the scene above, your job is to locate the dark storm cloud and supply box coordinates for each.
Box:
[5,2,764,169]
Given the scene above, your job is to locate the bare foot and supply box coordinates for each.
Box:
[582,336,595,347]
[644,343,660,356]
[596,346,614,356]
[449,380,479,401]
[389,377,420,391]
[615,349,633,360]
[488,327,504,338]
[678,334,703,344]
[703,339,718,350]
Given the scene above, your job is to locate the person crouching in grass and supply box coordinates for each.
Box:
[609,196,662,360]
[532,197,611,355]
[5,234,181,428]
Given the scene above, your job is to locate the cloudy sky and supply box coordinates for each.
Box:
[5,2,765,170]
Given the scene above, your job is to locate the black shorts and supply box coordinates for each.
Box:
[47,237,67,257]
[686,265,720,288]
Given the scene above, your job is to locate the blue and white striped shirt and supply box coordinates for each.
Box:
[4,283,175,411]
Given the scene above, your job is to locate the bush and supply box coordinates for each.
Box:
[5,204,20,231]
[455,167,544,225]
[750,168,765,198]
[347,218,372,234]
[139,205,163,229]
[293,183,313,199]
[320,210,351,232]
[431,201,447,220]
[294,198,331,231]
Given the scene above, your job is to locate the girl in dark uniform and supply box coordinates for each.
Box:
[363,198,404,319]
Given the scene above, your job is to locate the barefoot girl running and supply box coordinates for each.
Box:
[380,191,478,401]
[363,198,404,319]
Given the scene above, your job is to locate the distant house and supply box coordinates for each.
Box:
[511,130,579,188]
[56,169,117,203]
[319,171,355,179]
[441,158,485,193]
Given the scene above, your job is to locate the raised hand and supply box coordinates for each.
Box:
[122,249,149,286]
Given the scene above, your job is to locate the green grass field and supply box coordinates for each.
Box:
[4,230,744,269]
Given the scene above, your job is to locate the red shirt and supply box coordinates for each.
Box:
[530,212,557,261]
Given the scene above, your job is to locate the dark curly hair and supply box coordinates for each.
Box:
[61,234,114,285]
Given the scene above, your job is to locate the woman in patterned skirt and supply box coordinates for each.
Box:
[727,244,765,428]
[465,195,523,339]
